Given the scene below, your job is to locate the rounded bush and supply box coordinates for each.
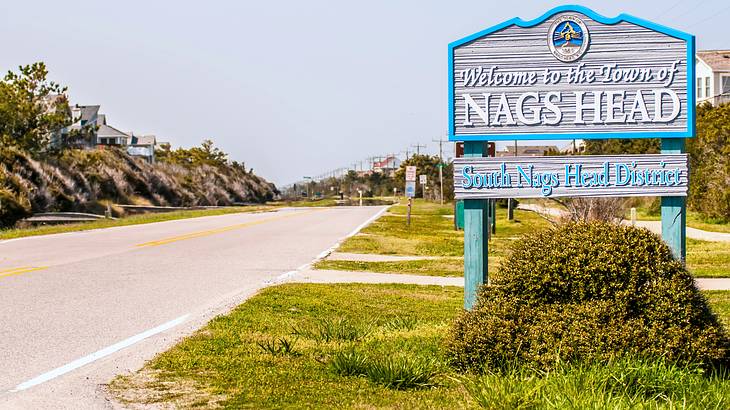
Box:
[445,223,730,371]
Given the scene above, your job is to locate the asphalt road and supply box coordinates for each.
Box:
[0,206,386,409]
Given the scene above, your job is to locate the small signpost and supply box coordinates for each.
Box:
[419,174,428,198]
[449,5,694,309]
[405,166,417,226]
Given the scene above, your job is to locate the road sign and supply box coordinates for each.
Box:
[419,174,427,185]
[450,5,695,310]
[405,166,417,181]
[405,181,416,198]
[448,5,693,142]
[454,154,689,199]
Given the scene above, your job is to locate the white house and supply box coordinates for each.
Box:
[696,50,730,106]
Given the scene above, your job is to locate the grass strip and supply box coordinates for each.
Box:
[110,283,465,408]
[314,258,464,277]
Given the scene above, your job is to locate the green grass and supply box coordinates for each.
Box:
[330,199,549,276]
[705,290,730,329]
[269,198,342,207]
[687,239,730,278]
[314,258,464,277]
[110,284,730,408]
[110,283,466,408]
[463,357,730,409]
[0,206,272,240]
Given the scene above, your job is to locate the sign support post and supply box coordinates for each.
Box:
[463,141,489,309]
[661,138,687,262]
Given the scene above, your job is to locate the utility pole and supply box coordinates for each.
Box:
[508,140,517,220]
[433,137,447,205]
[411,144,426,156]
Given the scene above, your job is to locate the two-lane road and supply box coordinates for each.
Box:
[0,206,386,409]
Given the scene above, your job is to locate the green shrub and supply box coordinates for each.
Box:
[256,336,299,357]
[364,356,441,390]
[328,349,441,390]
[328,349,369,377]
[445,223,730,371]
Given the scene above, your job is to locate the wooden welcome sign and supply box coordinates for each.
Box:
[448,5,695,309]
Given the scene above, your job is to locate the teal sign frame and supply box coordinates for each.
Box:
[450,5,694,309]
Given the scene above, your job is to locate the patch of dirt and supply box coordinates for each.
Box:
[107,368,226,409]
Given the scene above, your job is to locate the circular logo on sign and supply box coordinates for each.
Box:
[548,15,589,62]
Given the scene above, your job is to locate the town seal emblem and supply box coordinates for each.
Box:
[548,14,589,62]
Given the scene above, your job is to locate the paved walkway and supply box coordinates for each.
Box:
[633,220,730,243]
[326,252,439,262]
[294,269,730,290]
[517,204,730,243]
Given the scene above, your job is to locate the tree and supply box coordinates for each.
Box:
[584,138,660,155]
[0,62,71,155]
[155,140,230,168]
[687,103,730,221]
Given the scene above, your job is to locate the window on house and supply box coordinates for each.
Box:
[705,77,711,98]
[722,76,730,95]
[698,78,703,98]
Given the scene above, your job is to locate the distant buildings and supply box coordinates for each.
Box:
[696,50,730,106]
[56,104,157,163]
[373,155,402,176]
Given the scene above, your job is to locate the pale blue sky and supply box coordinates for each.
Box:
[1,1,728,184]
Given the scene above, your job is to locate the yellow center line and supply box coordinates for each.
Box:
[0,266,49,279]
[135,210,316,248]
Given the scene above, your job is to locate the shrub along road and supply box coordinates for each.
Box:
[0,205,386,409]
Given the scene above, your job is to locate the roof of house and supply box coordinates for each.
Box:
[373,156,400,168]
[73,105,100,122]
[131,134,156,146]
[697,50,730,72]
[97,123,130,139]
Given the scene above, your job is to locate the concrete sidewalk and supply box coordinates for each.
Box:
[293,269,730,291]
[633,220,730,243]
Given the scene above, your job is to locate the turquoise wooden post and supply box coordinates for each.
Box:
[463,141,489,310]
[661,138,687,262]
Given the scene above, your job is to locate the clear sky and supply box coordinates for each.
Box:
[1,1,728,185]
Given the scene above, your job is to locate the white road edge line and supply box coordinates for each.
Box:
[7,206,390,392]
[270,205,390,283]
[10,314,190,393]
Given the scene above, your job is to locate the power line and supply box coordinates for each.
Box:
[687,3,730,28]
[655,0,686,20]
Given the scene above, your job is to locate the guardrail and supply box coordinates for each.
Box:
[24,212,110,225]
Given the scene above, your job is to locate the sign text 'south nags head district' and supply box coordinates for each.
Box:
[453,154,689,199]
